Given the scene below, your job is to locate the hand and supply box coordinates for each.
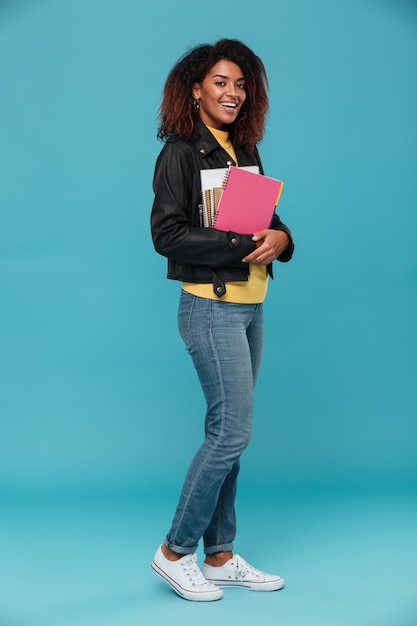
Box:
[242,229,290,265]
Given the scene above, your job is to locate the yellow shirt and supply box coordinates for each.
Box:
[182,126,268,303]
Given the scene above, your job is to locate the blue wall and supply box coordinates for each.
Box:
[1,0,416,494]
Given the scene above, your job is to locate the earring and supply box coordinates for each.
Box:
[194,98,200,111]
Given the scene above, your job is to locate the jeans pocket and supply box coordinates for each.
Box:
[178,290,196,337]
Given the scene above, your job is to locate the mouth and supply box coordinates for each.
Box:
[221,102,238,110]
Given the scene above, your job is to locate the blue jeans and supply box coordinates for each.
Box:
[164,290,264,555]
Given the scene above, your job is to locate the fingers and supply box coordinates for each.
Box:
[251,229,269,242]
[242,241,275,264]
[243,230,288,264]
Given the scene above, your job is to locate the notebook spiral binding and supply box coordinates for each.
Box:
[212,167,231,227]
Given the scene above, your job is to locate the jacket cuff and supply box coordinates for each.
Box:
[227,232,257,255]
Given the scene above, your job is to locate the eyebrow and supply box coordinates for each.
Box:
[212,73,245,81]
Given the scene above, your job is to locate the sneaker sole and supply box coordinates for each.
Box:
[203,577,285,591]
[151,560,223,601]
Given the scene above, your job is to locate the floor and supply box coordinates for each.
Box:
[1,487,416,626]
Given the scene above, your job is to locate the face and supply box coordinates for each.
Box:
[192,60,246,130]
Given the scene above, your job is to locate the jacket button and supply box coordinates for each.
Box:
[230,237,237,245]
[216,286,222,293]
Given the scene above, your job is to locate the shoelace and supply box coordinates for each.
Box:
[232,555,263,580]
[182,554,211,587]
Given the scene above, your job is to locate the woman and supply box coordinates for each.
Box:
[150,39,294,602]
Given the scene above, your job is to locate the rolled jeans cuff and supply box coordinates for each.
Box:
[164,539,197,556]
[204,541,234,555]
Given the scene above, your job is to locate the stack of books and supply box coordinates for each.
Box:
[200,166,284,234]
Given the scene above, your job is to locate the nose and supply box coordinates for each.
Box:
[226,83,238,98]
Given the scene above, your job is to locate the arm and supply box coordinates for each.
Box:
[150,142,257,267]
[247,146,294,265]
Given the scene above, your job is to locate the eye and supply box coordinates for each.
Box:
[215,81,226,87]
[237,82,246,90]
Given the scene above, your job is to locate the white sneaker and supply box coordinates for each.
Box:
[151,545,223,601]
[201,554,285,591]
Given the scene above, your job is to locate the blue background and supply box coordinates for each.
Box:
[0,1,416,624]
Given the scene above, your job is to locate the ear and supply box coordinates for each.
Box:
[192,83,201,100]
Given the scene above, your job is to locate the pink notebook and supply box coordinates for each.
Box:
[213,166,284,234]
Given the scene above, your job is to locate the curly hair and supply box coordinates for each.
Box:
[157,39,269,152]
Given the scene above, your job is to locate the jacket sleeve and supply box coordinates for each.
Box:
[150,142,257,267]
[270,213,295,263]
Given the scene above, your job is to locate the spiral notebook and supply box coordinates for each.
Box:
[200,166,259,227]
[212,166,284,234]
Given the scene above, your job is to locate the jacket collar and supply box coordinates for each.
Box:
[167,119,259,168]
[193,120,225,159]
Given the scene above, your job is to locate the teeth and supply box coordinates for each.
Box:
[222,103,237,108]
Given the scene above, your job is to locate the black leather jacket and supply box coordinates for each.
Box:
[151,122,294,297]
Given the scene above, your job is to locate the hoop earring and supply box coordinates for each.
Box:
[194,98,200,111]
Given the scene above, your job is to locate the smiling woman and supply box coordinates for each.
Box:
[150,38,294,602]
